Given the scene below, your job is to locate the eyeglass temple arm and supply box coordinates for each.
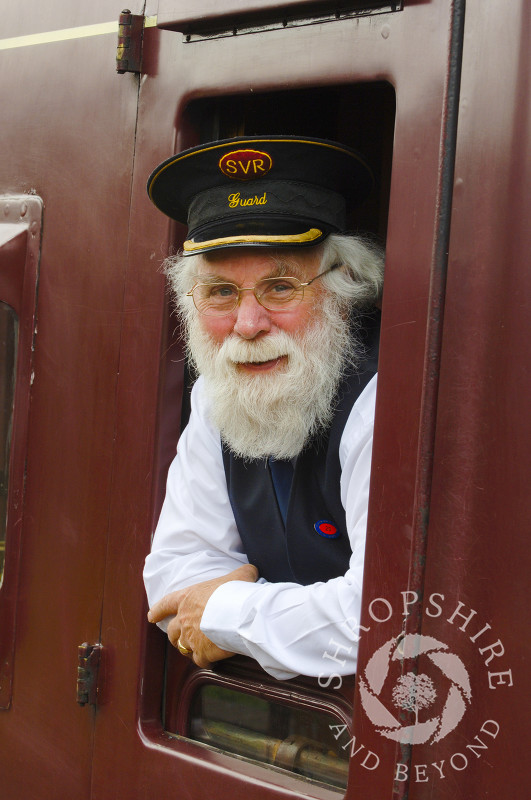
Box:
[306,262,342,286]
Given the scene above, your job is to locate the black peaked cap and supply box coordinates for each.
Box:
[147,135,373,255]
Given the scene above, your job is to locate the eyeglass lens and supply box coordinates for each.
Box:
[193,277,304,315]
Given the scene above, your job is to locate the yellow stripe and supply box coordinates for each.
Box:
[183,228,323,252]
[0,16,157,51]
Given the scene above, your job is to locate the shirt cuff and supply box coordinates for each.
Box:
[200,580,264,656]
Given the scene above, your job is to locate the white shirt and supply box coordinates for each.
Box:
[143,373,376,680]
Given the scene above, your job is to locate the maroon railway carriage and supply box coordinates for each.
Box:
[1,1,529,798]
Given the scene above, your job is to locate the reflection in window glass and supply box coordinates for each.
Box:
[0,302,18,587]
[189,684,350,789]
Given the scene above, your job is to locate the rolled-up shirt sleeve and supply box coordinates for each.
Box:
[144,374,376,679]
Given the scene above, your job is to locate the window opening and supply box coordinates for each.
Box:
[183,82,395,242]
[0,303,18,587]
[152,82,395,788]
[156,78,395,529]
[0,194,42,710]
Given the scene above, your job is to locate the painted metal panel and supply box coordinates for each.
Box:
[0,2,142,797]
[407,2,531,797]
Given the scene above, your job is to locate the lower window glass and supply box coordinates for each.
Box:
[189,684,350,789]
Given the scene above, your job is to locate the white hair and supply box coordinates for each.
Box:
[318,234,384,310]
[163,233,384,322]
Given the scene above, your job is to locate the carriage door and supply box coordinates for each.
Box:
[91,1,467,798]
[0,5,145,797]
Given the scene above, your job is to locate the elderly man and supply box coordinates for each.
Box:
[144,136,384,680]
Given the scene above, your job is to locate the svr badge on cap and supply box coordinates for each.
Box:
[219,149,273,181]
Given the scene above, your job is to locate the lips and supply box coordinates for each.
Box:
[235,355,287,372]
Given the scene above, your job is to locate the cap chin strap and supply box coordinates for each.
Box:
[183,227,323,253]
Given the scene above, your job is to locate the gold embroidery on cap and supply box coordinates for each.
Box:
[219,150,273,181]
[228,192,267,208]
[183,228,323,252]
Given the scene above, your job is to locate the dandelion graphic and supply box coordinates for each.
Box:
[392,672,437,726]
[358,634,472,744]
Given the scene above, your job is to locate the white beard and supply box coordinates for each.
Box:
[185,299,359,460]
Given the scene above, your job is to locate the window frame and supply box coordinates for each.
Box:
[0,195,42,710]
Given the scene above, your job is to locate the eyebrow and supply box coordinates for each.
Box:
[271,258,307,280]
[193,261,299,285]
[192,273,232,285]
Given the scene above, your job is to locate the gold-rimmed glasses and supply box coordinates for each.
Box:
[187,263,341,317]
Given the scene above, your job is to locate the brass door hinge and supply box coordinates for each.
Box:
[77,643,103,706]
[116,9,144,73]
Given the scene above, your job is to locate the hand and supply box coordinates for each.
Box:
[147,564,258,668]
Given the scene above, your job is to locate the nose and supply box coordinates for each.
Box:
[232,290,272,339]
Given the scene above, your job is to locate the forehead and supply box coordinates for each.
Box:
[198,246,322,280]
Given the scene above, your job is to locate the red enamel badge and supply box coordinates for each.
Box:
[314,520,341,539]
[219,149,273,181]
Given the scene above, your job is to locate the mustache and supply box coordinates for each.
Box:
[217,331,296,365]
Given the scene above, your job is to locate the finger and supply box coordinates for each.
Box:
[192,651,212,669]
[166,616,182,648]
[147,590,182,623]
[176,638,194,658]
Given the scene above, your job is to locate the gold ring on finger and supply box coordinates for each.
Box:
[177,638,192,656]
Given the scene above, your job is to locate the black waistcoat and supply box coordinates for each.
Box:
[221,310,380,585]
